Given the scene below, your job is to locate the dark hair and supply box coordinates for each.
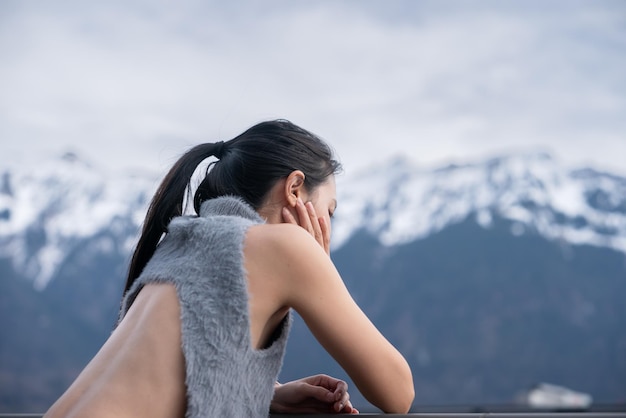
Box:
[124,119,341,295]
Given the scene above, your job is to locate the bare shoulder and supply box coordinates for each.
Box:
[245,223,334,288]
[247,226,345,306]
[245,223,323,257]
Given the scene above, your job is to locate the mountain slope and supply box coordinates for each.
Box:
[1,151,625,412]
[0,152,157,290]
[282,216,626,408]
[1,151,625,293]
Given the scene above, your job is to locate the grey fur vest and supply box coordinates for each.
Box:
[120,196,291,417]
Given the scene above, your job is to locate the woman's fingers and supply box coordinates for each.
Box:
[282,207,298,225]
[296,198,314,234]
[305,201,324,248]
[319,216,331,255]
[282,201,312,235]
[282,199,331,255]
[304,381,355,414]
[332,381,351,412]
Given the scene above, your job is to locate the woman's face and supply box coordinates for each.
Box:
[259,173,338,235]
[303,175,338,230]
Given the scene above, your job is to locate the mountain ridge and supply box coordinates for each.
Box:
[331,152,626,252]
[1,150,625,290]
[1,151,625,411]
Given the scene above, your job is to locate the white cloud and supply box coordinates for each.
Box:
[1,0,625,177]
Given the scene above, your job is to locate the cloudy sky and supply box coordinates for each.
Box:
[1,0,625,177]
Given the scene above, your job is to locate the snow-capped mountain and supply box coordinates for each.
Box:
[0,152,158,290]
[3,150,626,412]
[332,152,626,253]
[1,151,625,290]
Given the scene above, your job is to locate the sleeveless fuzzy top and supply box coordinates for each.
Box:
[120,196,291,418]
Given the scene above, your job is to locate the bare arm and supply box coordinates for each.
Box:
[249,224,414,413]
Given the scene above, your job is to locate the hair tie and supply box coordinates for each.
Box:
[214,141,226,159]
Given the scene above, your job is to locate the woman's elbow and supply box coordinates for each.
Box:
[391,377,415,413]
[397,380,415,413]
[377,366,415,413]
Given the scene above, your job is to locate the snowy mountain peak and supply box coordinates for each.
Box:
[0,153,158,289]
[332,152,626,253]
[1,151,625,290]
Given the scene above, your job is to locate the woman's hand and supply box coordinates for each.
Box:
[282,198,331,255]
[271,374,358,414]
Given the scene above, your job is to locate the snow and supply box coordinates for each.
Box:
[0,153,157,289]
[1,150,626,290]
[333,151,626,256]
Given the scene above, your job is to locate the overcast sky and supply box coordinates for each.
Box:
[1,0,625,177]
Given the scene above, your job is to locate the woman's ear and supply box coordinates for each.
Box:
[284,170,305,207]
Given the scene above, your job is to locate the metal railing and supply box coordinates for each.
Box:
[1,413,626,417]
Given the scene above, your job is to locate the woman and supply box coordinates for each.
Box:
[45,120,414,417]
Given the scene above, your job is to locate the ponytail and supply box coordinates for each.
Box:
[123,142,225,295]
[123,119,341,299]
